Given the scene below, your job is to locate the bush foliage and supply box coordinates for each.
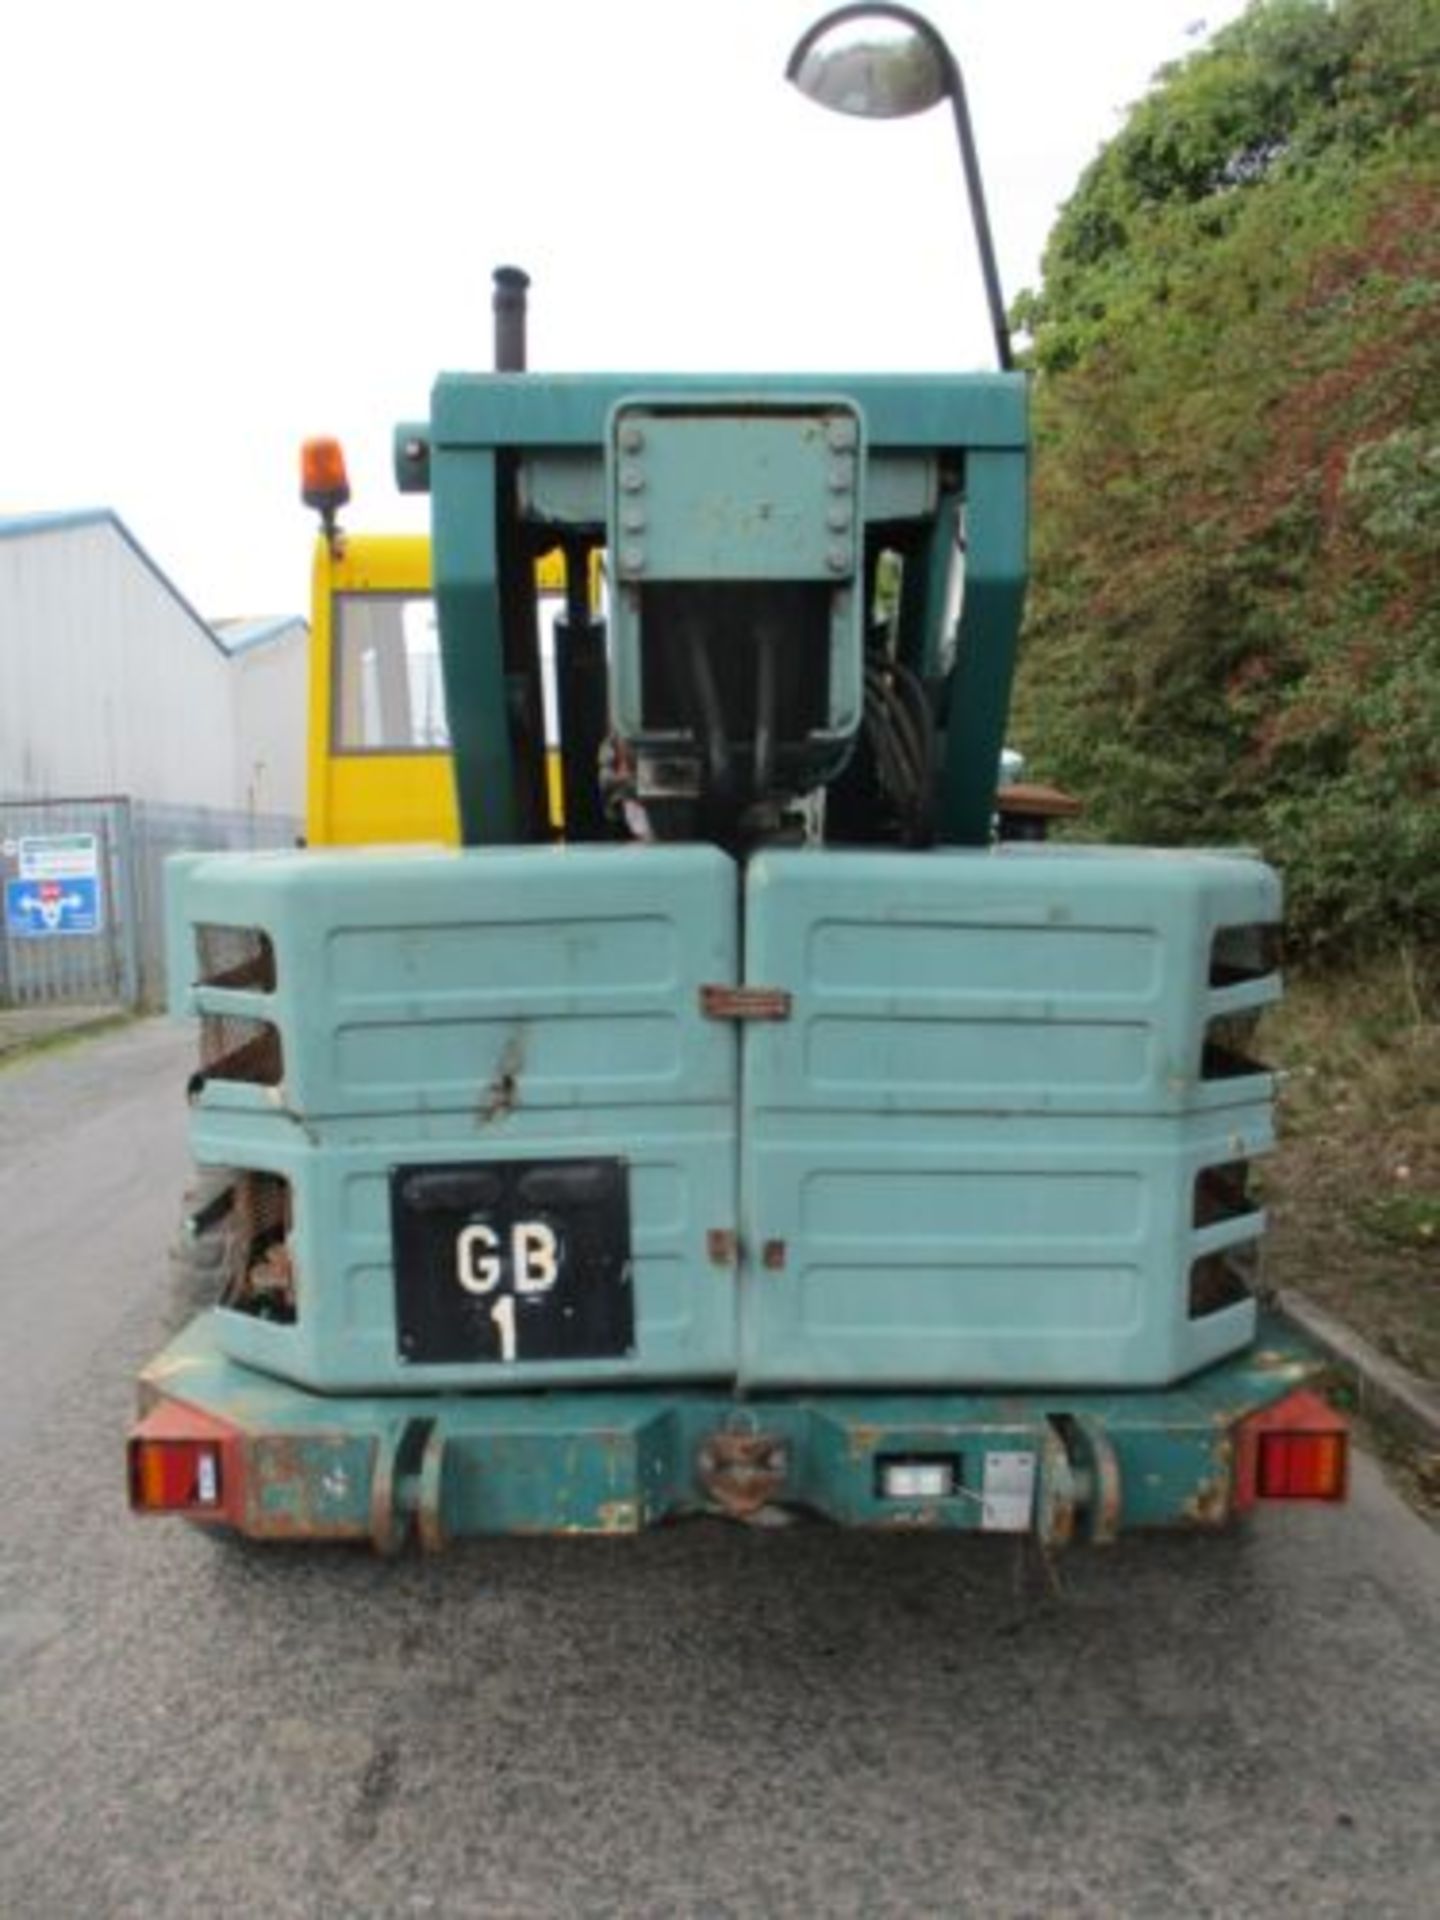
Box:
[1011,0,1440,960]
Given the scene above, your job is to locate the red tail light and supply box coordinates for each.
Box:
[1257,1430,1347,1501]
[1235,1388,1349,1508]
[130,1439,222,1512]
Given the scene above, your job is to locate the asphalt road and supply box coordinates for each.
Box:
[3,1020,1439,1919]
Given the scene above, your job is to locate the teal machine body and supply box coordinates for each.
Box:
[133,364,1339,1547]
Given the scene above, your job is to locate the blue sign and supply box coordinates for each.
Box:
[4,875,104,938]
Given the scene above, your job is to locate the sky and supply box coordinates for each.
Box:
[0,0,1247,621]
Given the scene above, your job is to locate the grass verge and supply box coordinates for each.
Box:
[0,1011,136,1074]
[1263,947,1440,1384]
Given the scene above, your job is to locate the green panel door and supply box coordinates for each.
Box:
[175,843,747,1393]
[737,849,1276,1391]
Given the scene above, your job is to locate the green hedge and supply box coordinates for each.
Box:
[1012,0,1439,960]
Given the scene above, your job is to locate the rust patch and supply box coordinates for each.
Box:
[1036,1426,1077,1551]
[366,1436,408,1556]
[229,1436,377,1544]
[477,1030,525,1127]
[1039,1485,1076,1553]
[707,1228,738,1267]
[1183,1478,1233,1528]
[416,1428,448,1555]
[238,1511,372,1544]
[698,1431,789,1519]
[1065,1413,1122,1546]
[762,1238,786,1271]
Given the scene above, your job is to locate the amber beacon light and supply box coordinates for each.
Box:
[301,435,351,546]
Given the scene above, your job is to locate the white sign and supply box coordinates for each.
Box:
[981,1450,1038,1533]
[18,833,99,882]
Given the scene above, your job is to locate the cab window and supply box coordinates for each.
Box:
[332,595,449,753]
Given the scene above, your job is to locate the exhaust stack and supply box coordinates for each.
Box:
[492,265,530,372]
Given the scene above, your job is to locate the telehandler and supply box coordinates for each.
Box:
[130,5,1346,1548]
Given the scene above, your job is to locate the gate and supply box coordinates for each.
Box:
[1,795,301,1011]
[0,796,139,1009]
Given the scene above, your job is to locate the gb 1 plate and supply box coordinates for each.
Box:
[391,1158,634,1365]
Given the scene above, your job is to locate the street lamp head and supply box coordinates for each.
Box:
[785,4,952,120]
[785,2,1015,371]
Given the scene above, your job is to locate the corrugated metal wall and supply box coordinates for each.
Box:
[0,796,297,1010]
[0,516,308,1007]
[0,520,243,810]
[231,627,309,819]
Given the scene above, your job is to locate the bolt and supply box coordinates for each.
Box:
[622,546,647,575]
[827,545,850,573]
[619,422,646,454]
[620,464,646,494]
[403,438,426,463]
[826,417,858,453]
[828,456,855,492]
[827,504,852,532]
[623,507,646,534]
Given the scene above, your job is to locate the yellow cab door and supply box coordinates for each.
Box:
[306,534,458,846]
[308,533,587,845]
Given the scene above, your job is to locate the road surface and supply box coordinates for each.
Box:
[2,1020,1439,1918]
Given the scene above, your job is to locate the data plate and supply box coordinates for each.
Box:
[391,1158,634,1365]
[981,1450,1038,1532]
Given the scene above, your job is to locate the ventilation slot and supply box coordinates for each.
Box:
[1209,923,1280,989]
[1189,1161,1262,1319]
[1188,1245,1257,1319]
[195,924,276,993]
[222,1172,296,1323]
[1202,1013,1268,1081]
[196,1014,283,1090]
[1193,1161,1259,1229]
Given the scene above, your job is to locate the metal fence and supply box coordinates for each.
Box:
[0,795,299,1011]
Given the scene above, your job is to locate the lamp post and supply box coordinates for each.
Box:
[786,3,1014,372]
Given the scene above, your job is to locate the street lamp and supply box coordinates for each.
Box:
[786,3,1014,371]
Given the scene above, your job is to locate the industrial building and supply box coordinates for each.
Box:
[0,509,307,1007]
[0,509,306,816]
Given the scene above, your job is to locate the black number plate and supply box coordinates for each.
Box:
[391,1158,634,1365]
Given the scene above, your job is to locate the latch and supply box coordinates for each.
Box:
[699,985,792,1021]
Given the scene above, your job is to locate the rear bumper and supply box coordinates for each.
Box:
[130,1312,1338,1551]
